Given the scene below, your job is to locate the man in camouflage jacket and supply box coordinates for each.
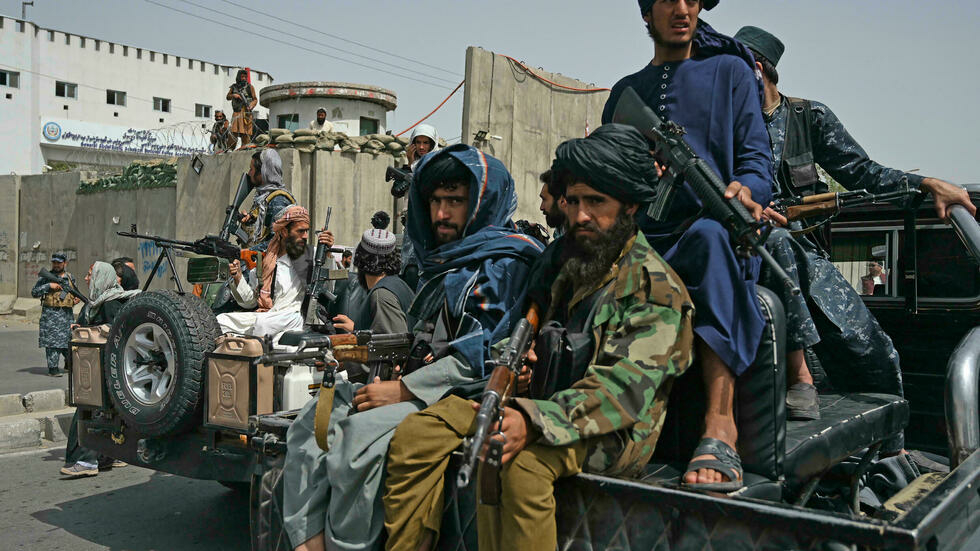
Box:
[382,125,695,551]
[31,253,80,377]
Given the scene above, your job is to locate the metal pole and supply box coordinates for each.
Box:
[21,1,34,21]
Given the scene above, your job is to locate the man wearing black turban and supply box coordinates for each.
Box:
[601,0,774,491]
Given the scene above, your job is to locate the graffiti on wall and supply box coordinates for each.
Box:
[138,240,167,279]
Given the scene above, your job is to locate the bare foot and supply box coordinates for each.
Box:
[683,416,740,485]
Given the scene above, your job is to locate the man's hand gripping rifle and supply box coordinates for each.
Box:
[302,207,348,332]
[38,269,89,305]
[612,86,800,296]
[457,303,541,504]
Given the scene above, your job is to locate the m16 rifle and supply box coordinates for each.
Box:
[302,207,347,333]
[457,303,541,504]
[612,86,800,296]
[117,225,251,294]
[221,172,254,247]
[386,166,413,198]
[38,268,89,305]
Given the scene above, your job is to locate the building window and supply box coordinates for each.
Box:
[277,114,300,131]
[55,81,77,98]
[106,89,126,106]
[176,57,181,67]
[123,46,128,56]
[64,33,70,45]
[17,20,25,32]
[79,37,85,48]
[163,54,168,64]
[257,73,263,81]
[200,62,205,72]
[213,65,218,75]
[47,30,54,41]
[0,70,20,88]
[195,104,212,118]
[187,59,193,70]
[153,97,171,112]
[359,117,379,136]
[109,43,115,54]
[137,48,142,59]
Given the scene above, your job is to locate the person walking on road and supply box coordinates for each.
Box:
[31,253,79,377]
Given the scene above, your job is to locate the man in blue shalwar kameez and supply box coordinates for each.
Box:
[602,0,773,490]
[282,144,542,551]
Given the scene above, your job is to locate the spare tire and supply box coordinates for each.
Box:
[104,291,219,436]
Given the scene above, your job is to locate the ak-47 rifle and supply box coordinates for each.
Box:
[386,165,413,198]
[221,172,253,247]
[457,303,542,504]
[259,330,415,451]
[612,86,800,296]
[302,207,346,332]
[38,268,89,305]
[772,185,919,223]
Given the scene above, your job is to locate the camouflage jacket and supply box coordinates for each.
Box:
[766,95,924,197]
[512,232,695,476]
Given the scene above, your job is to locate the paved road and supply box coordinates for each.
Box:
[0,447,250,550]
[0,320,69,397]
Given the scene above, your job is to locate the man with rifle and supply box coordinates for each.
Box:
[31,252,83,377]
[241,149,297,251]
[281,144,542,551]
[600,0,772,490]
[216,205,335,338]
[227,68,257,149]
[735,25,977,434]
[382,125,694,551]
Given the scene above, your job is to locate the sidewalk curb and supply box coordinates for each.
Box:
[0,407,75,452]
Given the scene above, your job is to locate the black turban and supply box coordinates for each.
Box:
[551,124,659,205]
[639,0,718,15]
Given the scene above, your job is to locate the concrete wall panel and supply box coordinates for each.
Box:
[0,176,21,295]
[461,47,610,225]
[312,151,395,248]
[17,173,82,296]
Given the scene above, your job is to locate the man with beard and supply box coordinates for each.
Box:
[240,149,298,251]
[227,69,257,148]
[601,0,772,490]
[382,125,694,551]
[209,110,235,153]
[31,253,81,377]
[215,205,332,338]
[282,144,542,551]
[309,107,333,133]
[734,25,976,431]
[538,169,566,236]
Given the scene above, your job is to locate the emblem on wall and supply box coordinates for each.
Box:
[42,122,62,141]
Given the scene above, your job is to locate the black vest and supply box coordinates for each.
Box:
[775,97,828,199]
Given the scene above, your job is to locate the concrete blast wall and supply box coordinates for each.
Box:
[461,46,610,224]
[0,176,20,296]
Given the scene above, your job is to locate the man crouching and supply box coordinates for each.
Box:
[383,124,695,551]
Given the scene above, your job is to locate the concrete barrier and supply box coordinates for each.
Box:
[22,389,66,413]
[42,412,73,442]
[0,394,24,417]
[0,417,42,451]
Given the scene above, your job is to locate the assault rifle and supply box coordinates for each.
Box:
[302,207,346,332]
[772,185,919,223]
[220,172,253,246]
[38,268,89,305]
[118,225,249,293]
[457,303,542,504]
[612,86,800,296]
[386,165,413,198]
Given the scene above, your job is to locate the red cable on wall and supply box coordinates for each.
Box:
[395,80,466,137]
[501,55,610,93]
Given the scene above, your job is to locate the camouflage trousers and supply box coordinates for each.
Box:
[45,347,69,373]
[384,395,588,551]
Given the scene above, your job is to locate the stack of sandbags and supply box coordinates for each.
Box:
[77,158,179,194]
[252,134,271,146]
[291,129,318,153]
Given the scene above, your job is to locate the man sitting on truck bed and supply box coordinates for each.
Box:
[734,26,977,442]
[383,124,695,551]
[216,205,334,339]
[281,144,543,551]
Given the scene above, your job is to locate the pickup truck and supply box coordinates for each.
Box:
[73,186,980,551]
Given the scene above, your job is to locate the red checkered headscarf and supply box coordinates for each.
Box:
[258,205,310,311]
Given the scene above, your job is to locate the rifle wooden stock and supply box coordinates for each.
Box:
[785,201,839,221]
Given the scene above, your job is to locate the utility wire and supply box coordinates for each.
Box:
[217,0,462,78]
[142,0,453,90]
[175,0,457,86]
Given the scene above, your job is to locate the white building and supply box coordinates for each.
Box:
[260,81,396,136]
[0,15,273,175]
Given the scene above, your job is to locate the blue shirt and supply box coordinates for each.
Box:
[603,55,773,235]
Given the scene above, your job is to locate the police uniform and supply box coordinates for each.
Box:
[30,253,76,376]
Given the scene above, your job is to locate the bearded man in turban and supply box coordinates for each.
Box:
[216,205,335,339]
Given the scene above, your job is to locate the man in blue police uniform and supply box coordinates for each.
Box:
[31,253,80,377]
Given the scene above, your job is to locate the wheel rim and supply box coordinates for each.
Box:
[123,322,177,406]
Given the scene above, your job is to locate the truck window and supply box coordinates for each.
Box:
[900,228,980,299]
[831,231,892,296]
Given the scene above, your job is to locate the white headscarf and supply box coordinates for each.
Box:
[409,124,440,169]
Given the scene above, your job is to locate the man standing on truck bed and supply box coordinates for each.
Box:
[281,144,542,551]
[600,0,772,490]
[31,252,80,377]
[383,125,695,551]
[734,25,977,435]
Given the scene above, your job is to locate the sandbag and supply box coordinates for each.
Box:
[275,134,295,144]
[293,135,318,144]
[293,129,316,137]
[269,128,290,138]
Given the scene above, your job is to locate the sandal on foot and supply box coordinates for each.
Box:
[682,437,744,492]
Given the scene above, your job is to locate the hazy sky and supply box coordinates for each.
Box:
[3,0,978,183]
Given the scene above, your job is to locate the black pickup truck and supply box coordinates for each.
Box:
[74,187,980,551]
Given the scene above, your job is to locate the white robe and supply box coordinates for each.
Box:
[216,254,307,339]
